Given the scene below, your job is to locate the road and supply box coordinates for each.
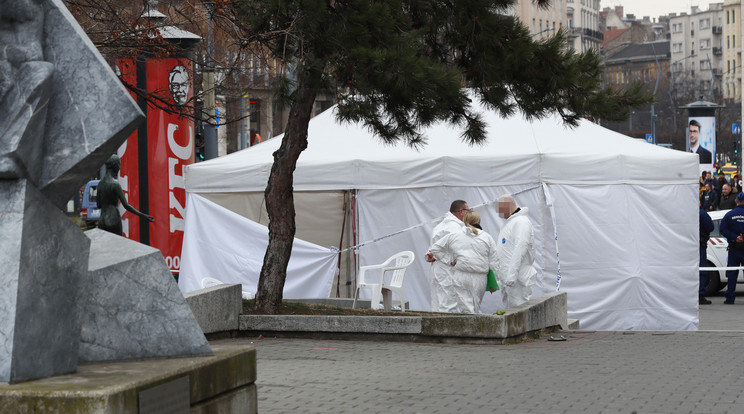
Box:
[213,291,744,414]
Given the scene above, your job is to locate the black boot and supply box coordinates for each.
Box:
[699,295,712,305]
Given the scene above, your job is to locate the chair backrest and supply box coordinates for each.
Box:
[385,251,415,288]
[201,277,224,289]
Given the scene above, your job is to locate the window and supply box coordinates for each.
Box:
[729,60,732,73]
[673,23,683,33]
[728,11,730,25]
[734,10,737,23]
[735,36,737,48]
[673,43,683,53]
[700,18,710,29]
[700,60,710,70]
[701,39,711,49]
[728,36,731,48]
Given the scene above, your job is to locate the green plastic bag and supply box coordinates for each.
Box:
[486,269,500,292]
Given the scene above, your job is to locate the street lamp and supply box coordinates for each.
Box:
[532,26,556,38]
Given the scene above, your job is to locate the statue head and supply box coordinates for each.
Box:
[105,154,121,175]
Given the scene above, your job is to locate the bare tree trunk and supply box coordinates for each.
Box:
[253,69,319,314]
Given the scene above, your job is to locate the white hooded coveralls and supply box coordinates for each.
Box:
[428,212,464,312]
[430,227,499,314]
[494,207,537,309]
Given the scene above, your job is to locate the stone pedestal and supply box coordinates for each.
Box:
[0,345,255,413]
[0,180,90,383]
[80,229,212,362]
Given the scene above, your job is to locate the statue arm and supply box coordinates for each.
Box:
[116,186,154,222]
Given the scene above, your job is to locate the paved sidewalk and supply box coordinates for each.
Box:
[213,293,744,414]
[216,331,744,414]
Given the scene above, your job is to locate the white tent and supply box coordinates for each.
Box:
[180,101,700,330]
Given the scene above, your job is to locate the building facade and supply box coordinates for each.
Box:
[669,4,724,101]
[567,0,603,52]
[506,0,602,51]
[723,0,742,102]
[507,0,568,39]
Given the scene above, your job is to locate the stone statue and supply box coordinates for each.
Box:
[0,0,209,384]
[97,155,154,235]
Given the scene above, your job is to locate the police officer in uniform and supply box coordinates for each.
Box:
[718,192,744,304]
[700,205,714,304]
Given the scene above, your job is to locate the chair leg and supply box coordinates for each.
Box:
[352,288,359,309]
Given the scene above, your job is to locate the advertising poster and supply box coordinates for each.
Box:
[115,58,194,272]
[687,116,715,171]
[146,58,194,272]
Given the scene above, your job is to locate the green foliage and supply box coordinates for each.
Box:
[232,0,650,144]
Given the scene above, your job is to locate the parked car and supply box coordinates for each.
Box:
[704,209,744,294]
[80,180,101,226]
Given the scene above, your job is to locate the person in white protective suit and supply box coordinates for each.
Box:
[429,211,499,314]
[426,200,469,312]
[494,194,537,309]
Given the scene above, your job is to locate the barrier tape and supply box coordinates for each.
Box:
[332,185,543,254]
[700,266,744,271]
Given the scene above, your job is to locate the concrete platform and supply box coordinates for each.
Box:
[0,345,256,413]
[239,292,569,344]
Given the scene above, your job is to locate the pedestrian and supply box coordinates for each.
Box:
[718,192,744,304]
[699,204,714,305]
[97,154,154,236]
[429,211,499,314]
[701,183,718,211]
[494,194,537,309]
[717,173,728,198]
[426,200,469,312]
[719,183,736,210]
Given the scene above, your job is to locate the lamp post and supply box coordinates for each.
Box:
[668,52,698,134]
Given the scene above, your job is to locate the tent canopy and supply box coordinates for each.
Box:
[183,99,700,331]
[186,103,696,192]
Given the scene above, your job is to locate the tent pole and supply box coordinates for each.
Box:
[334,191,348,298]
[351,189,358,297]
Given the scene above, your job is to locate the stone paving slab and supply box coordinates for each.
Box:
[214,330,744,414]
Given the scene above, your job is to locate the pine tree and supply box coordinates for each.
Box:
[230,0,651,314]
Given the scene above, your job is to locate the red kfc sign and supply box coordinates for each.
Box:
[117,58,194,272]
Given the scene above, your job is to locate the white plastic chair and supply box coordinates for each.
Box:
[352,251,415,311]
[381,251,415,311]
[200,277,254,300]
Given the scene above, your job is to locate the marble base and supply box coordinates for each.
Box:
[0,345,255,414]
[80,229,212,362]
[0,180,89,383]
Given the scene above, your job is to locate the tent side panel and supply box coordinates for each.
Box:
[549,183,698,330]
[196,191,355,297]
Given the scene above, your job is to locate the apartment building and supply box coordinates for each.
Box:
[566,0,603,52]
[507,0,568,39]
[669,4,724,100]
[723,0,742,102]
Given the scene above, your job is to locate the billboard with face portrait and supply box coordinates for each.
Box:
[687,116,715,170]
[116,57,194,273]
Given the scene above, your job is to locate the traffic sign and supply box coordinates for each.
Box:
[645,134,654,143]
[733,123,741,134]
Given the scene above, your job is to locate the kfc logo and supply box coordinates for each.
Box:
[168,65,189,106]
